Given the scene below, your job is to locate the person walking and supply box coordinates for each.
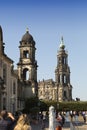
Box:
[14,114,32,130]
[56,112,62,130]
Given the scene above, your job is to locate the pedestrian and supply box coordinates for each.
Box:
[56,112,62,130]
[7,112,17,130]
[0,110,15,130]
[14,114,32,130]
[70,110,73,122]
[82,111,86,123]
[74,111,79,123]
[41,121,45,130]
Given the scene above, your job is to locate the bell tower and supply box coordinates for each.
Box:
[55,37,72,101]
[17,28,38,98]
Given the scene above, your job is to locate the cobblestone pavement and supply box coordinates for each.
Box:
[31,120,49,130]
[71,122,87,130]
[31,120,87,130]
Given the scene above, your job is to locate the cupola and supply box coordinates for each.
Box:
[21,28,33,42]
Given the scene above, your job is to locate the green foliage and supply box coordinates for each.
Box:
[24,96,38,113]
[39,100,87,111]
[39,100,48,111]
[24,97,48,113]
[30,107,40,114]
[59,101,87,111]
[24,98,87,113]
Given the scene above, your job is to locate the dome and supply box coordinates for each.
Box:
[60,43,65,49]
[21,29,33,42]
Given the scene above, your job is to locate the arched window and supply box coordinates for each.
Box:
[26,71,29,80]
[23,50,29,58]
[23,68,29,80]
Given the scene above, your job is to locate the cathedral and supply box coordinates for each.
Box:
[0,25,72,113]
[38,37,72,102]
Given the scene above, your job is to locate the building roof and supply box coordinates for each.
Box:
[21,29,33,42]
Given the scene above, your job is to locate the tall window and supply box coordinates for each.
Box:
[23,50,29,58]
[23,68,29,80]
[62,57,66,64]
[3,98,6,110]
[64,58,66,64]
[64,91,67,98]
[64,75,66,83]
[60,74,62,83]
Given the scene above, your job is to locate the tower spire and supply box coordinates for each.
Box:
[61,36,64,43]
[59,36,65,49]
[26,27,29,33]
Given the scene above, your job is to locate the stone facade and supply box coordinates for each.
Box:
[0,25,73,113]
[0,26,18,112]
[38,79,56,100]
[17,29,38,110]
[17,29,38,97]
[0,26,38,112]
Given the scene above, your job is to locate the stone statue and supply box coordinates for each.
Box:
[49,106,56,130]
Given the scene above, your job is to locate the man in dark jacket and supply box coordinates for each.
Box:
[0,110,16,130]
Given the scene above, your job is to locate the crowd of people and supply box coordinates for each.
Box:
[0,110,32,130]
[56,110,87,128]
[0,109,87,130]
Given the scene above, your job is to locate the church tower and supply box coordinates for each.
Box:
[17,28,38,98]
[55,37,72,101]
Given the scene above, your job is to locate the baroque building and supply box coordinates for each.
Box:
[0,25,73,113]
[17,28,38,107]
[0,26,18,112]
[38,37,72,102]
[0,26,38,112]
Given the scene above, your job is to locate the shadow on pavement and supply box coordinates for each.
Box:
[31,120,87,130]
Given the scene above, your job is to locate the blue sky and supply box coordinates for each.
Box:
[0,0,87,101]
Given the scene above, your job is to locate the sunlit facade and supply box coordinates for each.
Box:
[38,37,72,102]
